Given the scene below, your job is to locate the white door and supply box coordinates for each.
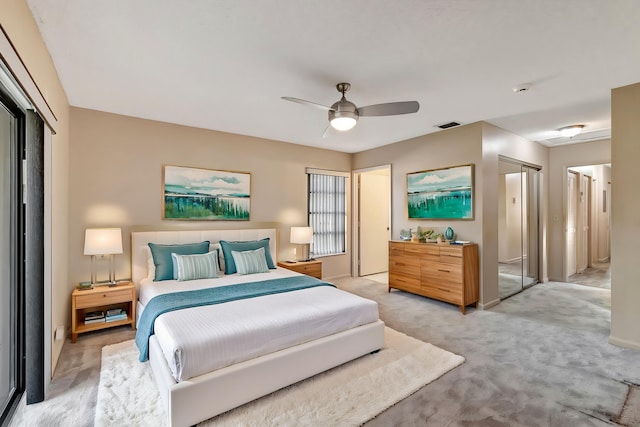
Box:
[359,170,390,276]
[566,171,578,276]
[577,175,590,272]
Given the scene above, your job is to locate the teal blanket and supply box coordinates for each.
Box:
[135,275,335,362]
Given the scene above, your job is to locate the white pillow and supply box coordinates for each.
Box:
[172,251,220,281]
[210,243,225,272]
[144,246,156,280]
[231,247,269,275]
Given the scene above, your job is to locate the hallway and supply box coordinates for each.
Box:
[568,261,611,289]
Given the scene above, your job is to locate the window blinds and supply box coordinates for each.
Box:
[307,171,347,256]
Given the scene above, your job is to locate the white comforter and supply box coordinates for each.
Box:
[139,268,379,382]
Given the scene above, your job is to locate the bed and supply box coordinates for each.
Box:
[131,228,385,427]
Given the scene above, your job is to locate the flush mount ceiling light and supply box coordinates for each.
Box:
[558,124,585,138]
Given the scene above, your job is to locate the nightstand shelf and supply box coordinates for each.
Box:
[71,282,136,342]
[277,259,322,279]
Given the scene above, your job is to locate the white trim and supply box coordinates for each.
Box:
[478,298,500,310]
[43,126,52,388]
[305,167,350,177]
[0,62,30,109]
[0,27,57,132]
[608,335,640,351]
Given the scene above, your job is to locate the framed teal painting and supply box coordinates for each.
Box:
[163,165,250,220]
[407,164,474,220]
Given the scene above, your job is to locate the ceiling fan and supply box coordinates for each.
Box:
[282,83,420,135]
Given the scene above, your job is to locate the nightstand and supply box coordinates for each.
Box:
[277,259,322,279]
[71,282,136,342]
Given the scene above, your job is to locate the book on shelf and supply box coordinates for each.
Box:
[106,308,124,317]
[84,310,105,321]
[84,317,105,325]
[105,313,128,322]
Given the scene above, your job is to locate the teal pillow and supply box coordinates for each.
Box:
[148,241,210,281]
[172,251,219,281]
[219,238,275,274]
[231,247,269,275]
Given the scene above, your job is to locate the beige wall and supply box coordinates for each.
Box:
[481,123,549,304]
[610,82,640,350]
[68,107,352,285]
[547,139,611,280]
[353,123,488,299]
[353,122,549,308]
[1,1,71,375]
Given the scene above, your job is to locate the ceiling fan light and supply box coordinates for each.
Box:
[331,116,357,131]
[558,124,585,138]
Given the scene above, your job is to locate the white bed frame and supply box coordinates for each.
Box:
[131,228,385,427]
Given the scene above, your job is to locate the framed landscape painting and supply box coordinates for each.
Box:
[163,165,250,220]
[407,164,474,220]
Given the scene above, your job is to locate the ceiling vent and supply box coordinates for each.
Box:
[435,121,461,129]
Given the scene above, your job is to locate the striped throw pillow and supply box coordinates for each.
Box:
[171,251,219,281]
[231,247,270,275]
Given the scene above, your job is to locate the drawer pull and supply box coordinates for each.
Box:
[437,287,451,293]
[438,269,450,273]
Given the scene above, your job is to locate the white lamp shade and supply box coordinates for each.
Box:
[558,125,584,138]
[330,116,357,131]
[84,228,123,255]
[290,226,313,244]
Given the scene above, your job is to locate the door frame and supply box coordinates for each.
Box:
[351,164,391,277]
[562,163,611,281]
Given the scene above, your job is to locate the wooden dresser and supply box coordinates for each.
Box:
[388,240,479,314]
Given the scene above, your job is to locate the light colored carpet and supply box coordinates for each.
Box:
[95,327,464,426]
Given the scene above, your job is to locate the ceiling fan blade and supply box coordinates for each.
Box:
[281,97,334,111]
[322,124,336,139]
[357,101,420,117]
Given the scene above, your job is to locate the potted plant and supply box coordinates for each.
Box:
[417,226,434,243]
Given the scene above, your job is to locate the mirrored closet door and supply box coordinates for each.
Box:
[498,157,541,299]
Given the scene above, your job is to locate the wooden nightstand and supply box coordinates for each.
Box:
[71,282,136,342]
[277,259,322,279]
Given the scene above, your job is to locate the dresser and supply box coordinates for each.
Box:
[388,240,479,314]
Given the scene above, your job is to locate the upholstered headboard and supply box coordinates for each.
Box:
[131,228,277,287]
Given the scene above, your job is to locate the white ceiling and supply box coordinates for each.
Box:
[27,0,640,153]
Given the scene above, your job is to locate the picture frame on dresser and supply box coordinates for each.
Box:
[406,164,474,220]
[162,164,251,220]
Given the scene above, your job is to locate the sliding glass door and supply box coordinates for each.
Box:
[498,157,540,299]
[0,89,25,423]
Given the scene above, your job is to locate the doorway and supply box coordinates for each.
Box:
[498,157,541,299]
[565,164,611,284]
[353,165,391,279]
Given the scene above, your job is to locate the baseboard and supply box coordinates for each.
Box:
[478,298,501,310]
[608,335,640,351]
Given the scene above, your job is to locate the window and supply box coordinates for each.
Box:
[307,168,348,257]
[0,74,26,423]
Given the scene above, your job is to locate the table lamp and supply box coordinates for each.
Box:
[290,226,313,262]
[84,228,123,285]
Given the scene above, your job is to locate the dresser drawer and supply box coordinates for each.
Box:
[421,262,462,282]
[389,256,420,278]
[389,273,422,294]
[389,242,406,257]
[75,288,133,309]
[439,247,463,265]
[422,282,462,304]
[404,244,439,256]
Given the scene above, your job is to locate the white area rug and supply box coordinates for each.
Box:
[95,327,464,426]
